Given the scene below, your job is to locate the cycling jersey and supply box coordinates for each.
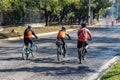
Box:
[57,30,68,39]
[24,29,36,38]
[78,27,92,42]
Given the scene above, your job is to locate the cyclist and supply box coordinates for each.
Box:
[77,23,92,63]
[57,26,71,57]
[24,26,38,48]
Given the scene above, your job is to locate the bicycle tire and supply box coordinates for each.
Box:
[79,47,86,63]
[57,46,63,61]
[82,48,86,60]
[31,44,38,57]
[22,45,33,60]
[32,45,38,52]
[22,46,29,60]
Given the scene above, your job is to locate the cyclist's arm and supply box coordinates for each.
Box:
[66,32,71,39]
[31,30,38,39]
[87,30,92,40]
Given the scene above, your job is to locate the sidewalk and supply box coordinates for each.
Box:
[0,28,76,41]
[0,22,102,41]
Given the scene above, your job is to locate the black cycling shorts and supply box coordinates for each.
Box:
[77,41,88,48]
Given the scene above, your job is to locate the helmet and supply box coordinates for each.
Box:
[62,26,66,30]
[28,25,31,29]
[81,23,86,27]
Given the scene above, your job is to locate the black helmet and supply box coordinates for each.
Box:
[28,26,31,29]
[81,23,86,27]
[62,26,66,30]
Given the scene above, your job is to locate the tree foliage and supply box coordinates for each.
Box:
[0,0,113,26]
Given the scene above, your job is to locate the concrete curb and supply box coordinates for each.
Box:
[88,55,120,80]
[0,23,99,41]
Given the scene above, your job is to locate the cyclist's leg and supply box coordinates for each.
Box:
[29,38,34,48]
[77,41,83,63]
[24,38,29,46]
[61,38,66,57]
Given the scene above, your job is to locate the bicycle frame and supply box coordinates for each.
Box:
[22,43,33,60]
[22,41,38,60]
[56,40,63,61]
[56,39,68,61]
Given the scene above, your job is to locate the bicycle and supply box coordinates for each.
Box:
[56,39,68,62]
[78,43,87,64]
[22,39,38,60]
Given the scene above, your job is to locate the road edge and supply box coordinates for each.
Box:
[88,55,120,80]
[0,29,77,41]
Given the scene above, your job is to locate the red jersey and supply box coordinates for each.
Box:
[78,27,92,42]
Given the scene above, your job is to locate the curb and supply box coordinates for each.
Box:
[0,29,77,41]
[88,55,120,80]
[0,23,100,41]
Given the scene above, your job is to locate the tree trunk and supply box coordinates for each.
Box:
[97,15,99,21]
[45,10,50,26]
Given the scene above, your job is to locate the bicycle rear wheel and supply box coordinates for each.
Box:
[22,46,31,60]
[82,48,86,60]
[57,46,63,61]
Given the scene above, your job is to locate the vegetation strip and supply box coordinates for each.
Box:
[100,60,120,80]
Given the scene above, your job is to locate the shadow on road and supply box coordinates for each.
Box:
[0,65,96,76]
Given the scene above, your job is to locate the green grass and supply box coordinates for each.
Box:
[100,60,120,80]
[0,25,76,39]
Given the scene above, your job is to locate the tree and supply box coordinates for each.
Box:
[33,0,59,26]
[0,0,12,25]
[0,0,113,26]
[92,0,112,20]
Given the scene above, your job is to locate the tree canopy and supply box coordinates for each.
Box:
[0,0,113,26]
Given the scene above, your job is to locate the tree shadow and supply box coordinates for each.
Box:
[0,66,96,76]
[0,57,22,61]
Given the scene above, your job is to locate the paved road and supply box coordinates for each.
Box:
[0,26,120,80]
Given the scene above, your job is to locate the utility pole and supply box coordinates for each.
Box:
[88,0,91,26]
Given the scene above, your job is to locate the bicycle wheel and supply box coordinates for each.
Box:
[82,48,86,60]
[31,44,38,57]
[22,46,29,60]
[78,50,82,64]
[32,44,38,52]
[57,46,63,61]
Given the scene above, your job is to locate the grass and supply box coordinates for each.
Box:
[0,25,77,39]
[100,60,120,80]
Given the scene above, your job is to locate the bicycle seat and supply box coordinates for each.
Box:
[56,40,63,46]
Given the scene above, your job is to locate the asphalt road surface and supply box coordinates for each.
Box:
[0,26,120,80]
